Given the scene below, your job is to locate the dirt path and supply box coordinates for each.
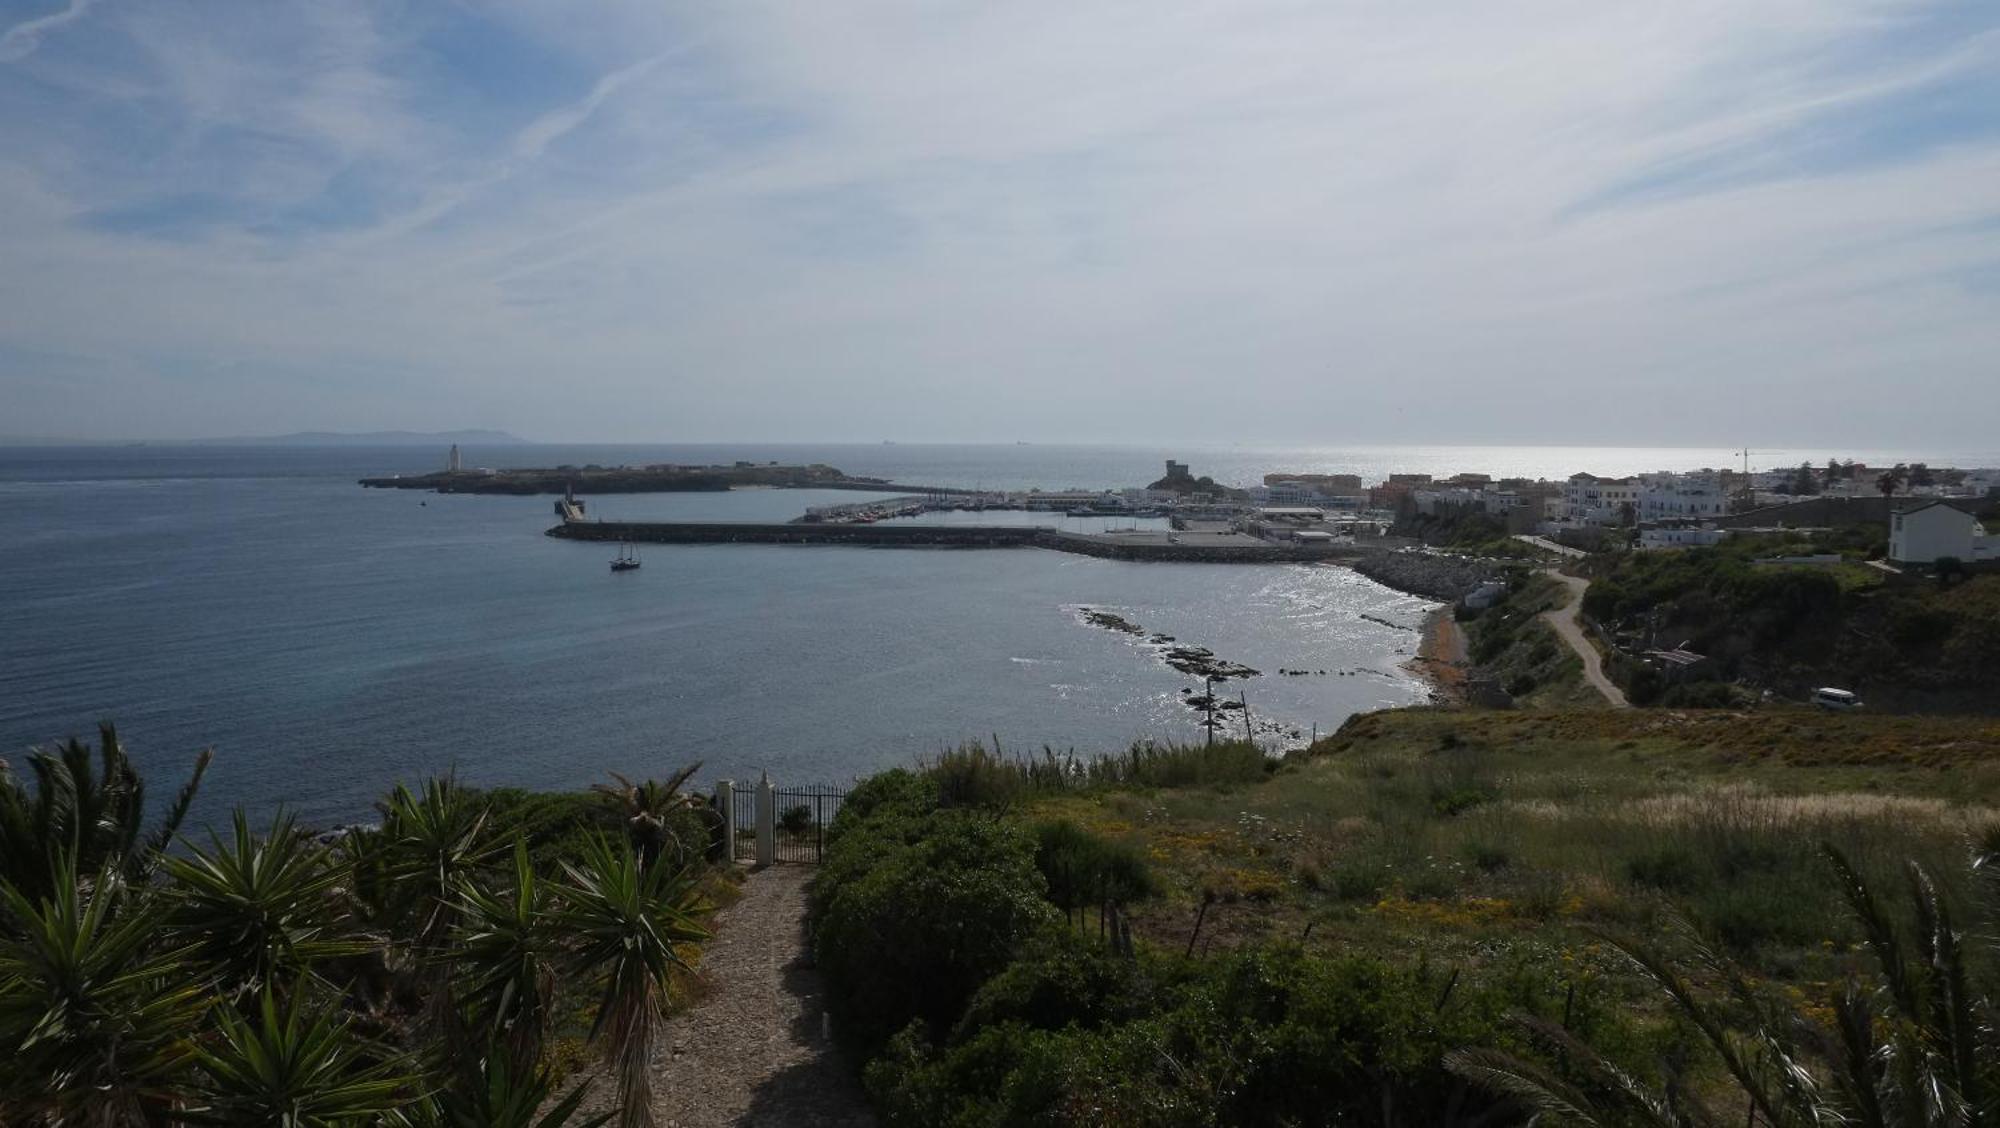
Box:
[588,865,875,1127]
[1541,571,1629,708]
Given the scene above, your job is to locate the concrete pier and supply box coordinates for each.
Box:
[548,519,1365,563]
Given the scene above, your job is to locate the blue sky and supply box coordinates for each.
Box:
[1,0,1997,446]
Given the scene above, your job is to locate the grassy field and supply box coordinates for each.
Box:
[1023,708,2000,983]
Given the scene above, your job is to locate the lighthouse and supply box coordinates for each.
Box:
[447,444,462,472]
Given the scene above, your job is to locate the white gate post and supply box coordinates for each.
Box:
[715,779,736,862]
[755,773,776,867]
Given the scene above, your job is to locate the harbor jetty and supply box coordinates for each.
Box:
[359,461,974,497]
[546,518,1367,564]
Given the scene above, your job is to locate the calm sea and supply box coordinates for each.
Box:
[2,441,1989,827]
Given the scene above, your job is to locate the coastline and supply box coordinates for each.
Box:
[1406,606,1469,704]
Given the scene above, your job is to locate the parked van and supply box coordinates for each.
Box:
[1811,687,1863,712]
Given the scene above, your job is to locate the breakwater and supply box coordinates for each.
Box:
[547,520,1365,564]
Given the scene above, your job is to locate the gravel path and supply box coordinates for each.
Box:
[1541,571,1630,708]
[583,865,875,1127]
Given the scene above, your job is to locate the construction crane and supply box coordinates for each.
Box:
[1735,448,1781,477]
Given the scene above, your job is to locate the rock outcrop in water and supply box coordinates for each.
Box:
[1076,607,1260,681]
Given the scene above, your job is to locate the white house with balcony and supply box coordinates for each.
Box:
[1889,502,1995,565]
[1638,471,1729,522]
[1560,474,1641,525]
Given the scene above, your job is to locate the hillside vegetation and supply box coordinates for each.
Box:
[809,714,2000,1124]
[1580,537,2000,710]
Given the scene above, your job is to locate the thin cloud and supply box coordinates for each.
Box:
[0,0,96,62]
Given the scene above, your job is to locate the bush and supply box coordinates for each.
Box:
[814,808,1058,1054]
[871,945,1533,1127]
[1032,820,1157,924]
[778,804,814,836]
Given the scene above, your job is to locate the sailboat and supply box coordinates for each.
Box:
[610,542,641,572]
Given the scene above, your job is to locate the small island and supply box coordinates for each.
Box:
[360,460,900,496]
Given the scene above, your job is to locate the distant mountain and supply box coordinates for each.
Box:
[212,429,532,447]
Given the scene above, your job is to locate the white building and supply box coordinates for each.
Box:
[1560,474,1640,525]
[1889,502,1995,565]
[1639,527,1726,550]
[1638,471,1728,522]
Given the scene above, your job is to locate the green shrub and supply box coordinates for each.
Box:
[778,804,813,836]
[814,809,1057,1054]
[1032,820,1156,924]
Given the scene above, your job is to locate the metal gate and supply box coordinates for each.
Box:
[729,783,757,863]
[772,783,848,863]
[719,780,850,864]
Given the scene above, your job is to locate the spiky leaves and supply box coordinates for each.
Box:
[400,1050,610,1128]
[0,859,208,1123]
[554,835,708,1128]
[451,840,558,1079]
[164,808,363,1001]
[190,988,415,1126]
[589,764,704,871]
[0,724,210,902]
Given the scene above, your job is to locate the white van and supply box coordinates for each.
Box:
[1811,687,1863,712]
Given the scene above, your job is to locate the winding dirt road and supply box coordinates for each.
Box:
[1541,571,1629,708]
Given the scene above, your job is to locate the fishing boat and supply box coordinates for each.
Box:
[610,543,641,572]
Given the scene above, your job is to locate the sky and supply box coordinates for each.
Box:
[0,1,1996,446]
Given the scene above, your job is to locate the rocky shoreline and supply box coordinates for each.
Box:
[1345,551,1501,602]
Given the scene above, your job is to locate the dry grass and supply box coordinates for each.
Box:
[1023,707,2000,978]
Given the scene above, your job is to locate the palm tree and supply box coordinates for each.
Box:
[0,857,209,1124]
[554,836,709,1128]
[451,841,558,1079]
[189,987,415,1126]
[0,724,210,901]
[1877,467,1904,502]
[1448,842,1999,1126]
[164,808,361,1003]
[590,764,705,870]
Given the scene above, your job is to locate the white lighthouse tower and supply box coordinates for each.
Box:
[447,443,462,472]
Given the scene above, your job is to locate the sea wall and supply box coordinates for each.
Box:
[1346,552,1500,601]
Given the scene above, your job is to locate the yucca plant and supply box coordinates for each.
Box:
[554,835,709,1128]
[1448,841,2000,1127]
[450,840,558,1078]
[0,724,210,902]
[398,1047,609,1128]
[0,857,209,1124]
[164,808,363,1003]
[189,986,416,1126]
[590,764,704,870]
[364,778,504,952]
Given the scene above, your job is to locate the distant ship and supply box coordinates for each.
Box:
[610,543,641,572]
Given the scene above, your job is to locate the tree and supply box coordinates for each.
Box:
[591,764,704,871]
[0,858,208,1123]
[1910,462,1936,488]
[555,836,709,1128]
[1793,461,1820,495]
[191,988,413,1125]
[164,809,358,1002]
[451,841,559,1079]
[0,724,210,902]
[1877,467,1904,501]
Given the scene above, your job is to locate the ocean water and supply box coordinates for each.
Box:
[3,441,1990,827]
